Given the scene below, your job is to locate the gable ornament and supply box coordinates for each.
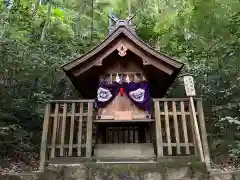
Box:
[117,44,128,57]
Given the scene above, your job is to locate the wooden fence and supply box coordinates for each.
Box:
[153,98,210,166]
[95,121,154,144]
[39,100,94,171]
[39,98,211,170]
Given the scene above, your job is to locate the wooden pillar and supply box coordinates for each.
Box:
[68,103,75,156]
[189,102,198,155]
[39,103,50,171]
[50,103,59,158]
[77,103,83,156]
[197,99,211,168]
[154,100,163,158]
[86,102,93,158]
[164,102,172,155]
[172,101,180,155]
[60,103,67,156]
[180,101,190,154]
[189,97,204,162]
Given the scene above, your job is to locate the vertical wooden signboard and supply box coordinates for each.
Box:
[183,75,196,97]
[183,75,204,162]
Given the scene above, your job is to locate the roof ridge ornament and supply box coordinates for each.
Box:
[108,14,136,35]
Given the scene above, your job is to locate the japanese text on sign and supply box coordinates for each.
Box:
[183,76,196,96]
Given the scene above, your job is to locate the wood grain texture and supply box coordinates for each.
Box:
[50,103,59,158]
[189,97,204,162]
[77,103,83,156]
[164,102,172,155]
[97,61,148,120]
[172,101,180,154]
[39,103,50,171]
[68,103,75,156]
[86,102,93,158]
[180,101,190,154]
[197,99,211,167]
[60,103,67,156]
[154,101,163,157]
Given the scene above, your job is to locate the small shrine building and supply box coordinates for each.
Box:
[39,16,210,171]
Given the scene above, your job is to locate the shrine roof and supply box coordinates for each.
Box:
[61,19,185,98]
[62,24,184,74]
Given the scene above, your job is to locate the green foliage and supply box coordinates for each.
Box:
[0,0,239,168]
[212,116,240,164]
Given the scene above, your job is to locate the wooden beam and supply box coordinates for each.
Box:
[189,101,198,155]
[68,103,75,156]
[172,101,181,154]
[197,99,211,168]
[122,39,173,75]
[60,103,67,156]
[164,101,172,155]
[121,28,183,68]
[77,103,83,156]
[154,101,163,157]
[153,98,201,102]
[63,30,123,71]
[49,112,89,117]
[72,63,95,77]
[72,38,174,77]
[180,101,190,154]
[189,97,204,162]
[86,102,93,158]
[48,99,94,103]
[47,144,86,148]
[39,103,51,171]
[73,41,123,77]
[62,27,183,72]
[50,103,59,158]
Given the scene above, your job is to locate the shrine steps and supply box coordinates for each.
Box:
[94,143,155,160]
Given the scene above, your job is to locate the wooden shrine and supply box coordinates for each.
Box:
[39,15,210,171]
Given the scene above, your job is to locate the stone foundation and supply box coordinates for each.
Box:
[1,163,239,180]
[94,143,155,159]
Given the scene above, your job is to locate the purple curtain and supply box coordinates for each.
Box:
[95,81,150,112]
[95,81,119,108]
[123,82,150,112]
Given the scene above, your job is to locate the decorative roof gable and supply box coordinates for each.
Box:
[61,16,184,98]
[62,24,183,75]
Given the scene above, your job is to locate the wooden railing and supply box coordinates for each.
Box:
[153,98,210,167]
[95,121,155,144]
[39,100,94,171]
[39,98,211,170]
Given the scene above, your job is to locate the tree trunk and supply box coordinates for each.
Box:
[40,0,53,41]
[128,0,131,16]
[32,0,41,17]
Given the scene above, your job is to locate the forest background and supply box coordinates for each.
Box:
[0,0,239,171]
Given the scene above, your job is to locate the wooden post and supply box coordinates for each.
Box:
[39,103,50,171]
[183,75,204,162]
[86,102,93,158]
[68,103,75,156]
[189,97,204,162]
[77,103,83,156]
[164,101,172,155]
[172,101,180,154]
[50,103,59,158]
[197,99,211,168]
[60,103,67,156]
[189,101,198,155]
[154,100,163,158]
[180,101,190,154]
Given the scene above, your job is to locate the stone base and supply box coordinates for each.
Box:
[36,161,209,180]
[94,143,155,159]
[1,162,239,180]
